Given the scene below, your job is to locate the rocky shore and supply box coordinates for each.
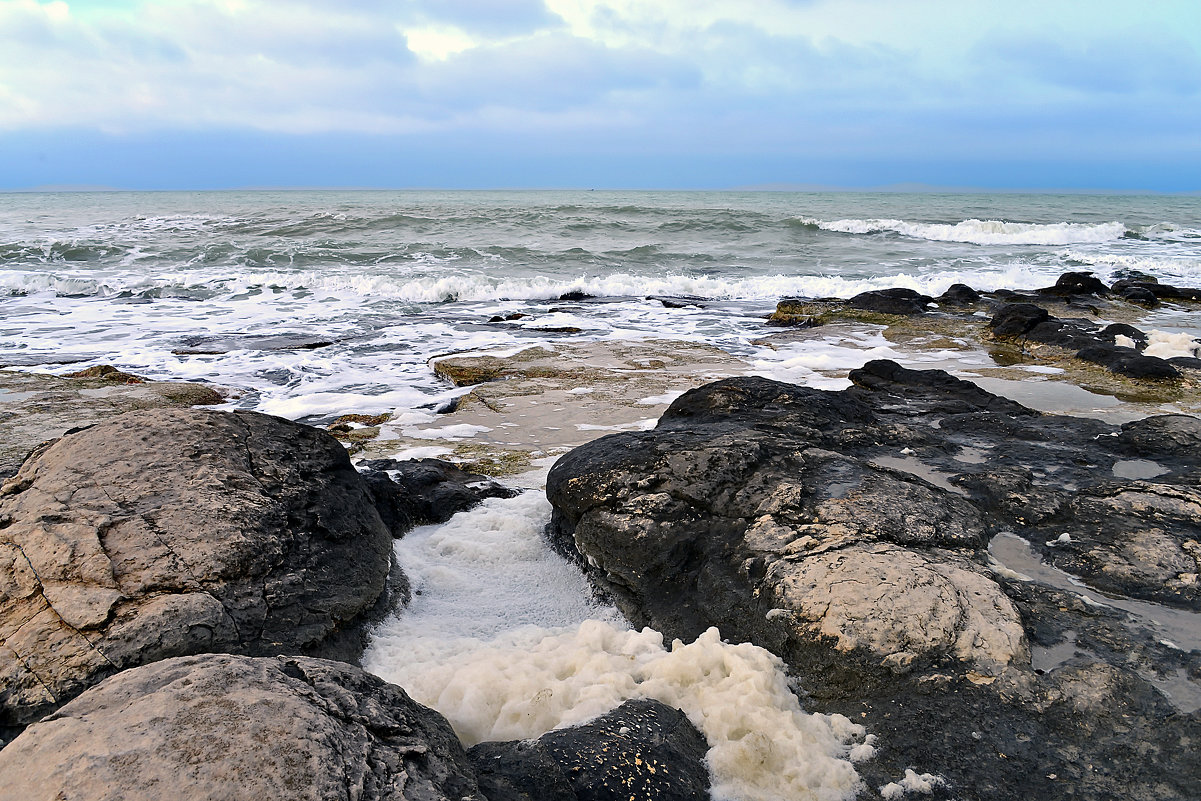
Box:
[2,271,1199,800]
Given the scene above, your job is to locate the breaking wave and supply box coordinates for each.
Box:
[798,217,1128,246]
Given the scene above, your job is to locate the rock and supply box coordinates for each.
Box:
[1076,345,1181,379]
[1118,285,1160,307]
[468,699,710,801]
[1037,271,1110,297]
[647,295,708,309]
[171,332,335,355]
[1111,279,1201,302]
[935,283,981,306]
[847,288,933,316]
[558,290,592,301]
[0,653,482,801]
[0,408,396,738]
[990,303,1181,380]
[1099,323,1147,348]
[546,362,1201,800]
[359,457,520,536]
[63,364,146,384]
[988,303,1050,338]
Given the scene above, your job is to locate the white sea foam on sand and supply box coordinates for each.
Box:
[364,485,870,801]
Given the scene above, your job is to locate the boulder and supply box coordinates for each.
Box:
[0,653,481,801]
[468,699,710,801]
[935,283,980,306]
[989,303,1181,379]
[0,408,396,739]
[847,288,933,316]
[546,362,1201,799]
[359,458,520,536]
[1037,271,1110,297]
[1111,278,1201,301]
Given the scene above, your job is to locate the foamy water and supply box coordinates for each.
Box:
[3,189,1198,425]
[363,483,873,801]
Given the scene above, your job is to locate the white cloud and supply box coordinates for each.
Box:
[0,0,1197,171]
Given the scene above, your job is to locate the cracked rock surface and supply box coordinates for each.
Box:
[0,653,481,801]
[0,408,395,741]
[546,360,1201,800]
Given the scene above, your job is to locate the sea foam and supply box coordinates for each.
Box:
[364,489,870,801]
[799,217,1127,246]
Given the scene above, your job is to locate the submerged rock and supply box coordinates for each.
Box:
[468,699,710,801]
[546,362,1201,800]
[0,654,481,801]
[0,408,395,739]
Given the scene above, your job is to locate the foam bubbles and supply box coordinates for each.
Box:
[364,487,869,801]
[1142,330,1201,360]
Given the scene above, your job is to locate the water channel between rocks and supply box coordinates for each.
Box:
[988,531,1201,713]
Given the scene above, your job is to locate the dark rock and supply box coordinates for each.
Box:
[0,654,482,801]
[489,312,528,323]
[171,332,336,355]
[558,290,593,301]
[1111,279,1201,302]
[1099,323,1148,348]
[1037,271,1110,297]
[936,283,980,306]
[546,363,1201,800]
[647,295,708,309]
[468,699,709,801]
[1076,345,1180,379]
[0,409,396,737]
[359,457,520,536]
[990,303,1183,380]
[847,288,932,316]
[988,303,1050,337]
[1169,355,1201,370]
[1118,286,1160,307]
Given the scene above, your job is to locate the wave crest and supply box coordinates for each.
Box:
[799,217,1128,246]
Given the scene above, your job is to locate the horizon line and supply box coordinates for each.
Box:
[4,183,1199,196]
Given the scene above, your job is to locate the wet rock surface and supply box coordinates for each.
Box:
[0,653,482,801]
[468,699,710,801]
[546,360,1201,800]
[360,457,521,536]
[0,408,395,740]
[766,271,1201,386]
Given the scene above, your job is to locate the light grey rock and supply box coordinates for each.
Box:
[0,408,396,739]
[0,653,482,801]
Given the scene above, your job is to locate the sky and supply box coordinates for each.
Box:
[1,0,1199,191]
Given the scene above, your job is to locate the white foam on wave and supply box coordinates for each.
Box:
[364,487,870,801]
[1061,251,1201,285]
[0,262,1066,305]
[800,217,1127,246]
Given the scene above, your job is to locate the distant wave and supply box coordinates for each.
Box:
[798,217,1127,246]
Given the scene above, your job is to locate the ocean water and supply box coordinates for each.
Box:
[2,189,1199,419]
[4,190,1201,798]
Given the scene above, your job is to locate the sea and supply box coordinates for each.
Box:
[3,190,1200,799]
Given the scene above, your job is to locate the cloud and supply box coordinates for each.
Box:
[1,0,1199,189]
[979,30,1201,96]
